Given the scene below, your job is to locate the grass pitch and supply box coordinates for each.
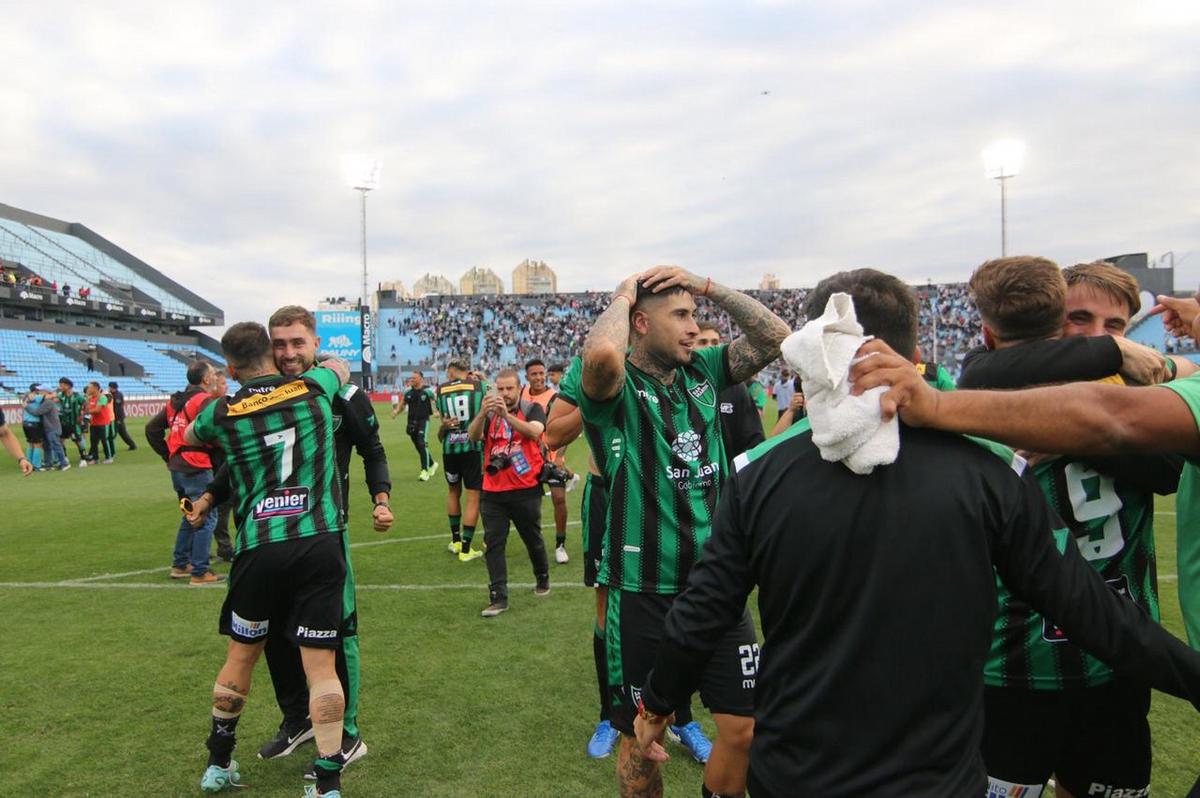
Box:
[1,407,1197,796]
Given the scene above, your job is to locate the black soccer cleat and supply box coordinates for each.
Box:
[257,718,315,759]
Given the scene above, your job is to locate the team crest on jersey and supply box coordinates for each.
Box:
[331,414,343,432]
[670,430,702,463]
[688,380,715,408]
[253,486,310,520]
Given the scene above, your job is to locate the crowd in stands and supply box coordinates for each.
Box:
[2,264,93,298]
[387,283,985,380]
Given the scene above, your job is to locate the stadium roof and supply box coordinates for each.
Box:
[0,202,222,326]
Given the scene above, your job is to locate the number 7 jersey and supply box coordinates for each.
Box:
[190,369,346,555]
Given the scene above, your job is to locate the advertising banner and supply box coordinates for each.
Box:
[315,310,363,371]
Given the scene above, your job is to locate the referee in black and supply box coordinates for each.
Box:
[634,269,1200,797]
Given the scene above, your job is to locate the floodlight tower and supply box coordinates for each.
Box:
[982,140,1025,257]
[342,155,382,306]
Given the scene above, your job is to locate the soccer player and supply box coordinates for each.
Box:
[0,412,35,474]
[958,257,1180,798]
[393,369,438,481]
[182,322,352,798]
[108,380,137,451]
[520,358,573,563]
[580,265,789,798]
[83,381,116,464]
[20,384,45,470]
[191,305,392,775]
[635,269,1200,797]
[695,323,764,471]
[435,357,486,561]
[56,377,87,465]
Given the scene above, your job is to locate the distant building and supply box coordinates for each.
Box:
[378,280,410,300]
[460,266,504,295]
[318,296,357,310]
[759,273,781,291]
[512,259,557,294]
[412,273,456,298]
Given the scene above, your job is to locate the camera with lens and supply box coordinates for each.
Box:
[540,461,570,485]
[485,452,512,475]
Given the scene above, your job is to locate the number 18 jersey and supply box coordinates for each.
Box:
[191,369,346,555]
[436,378,485,454]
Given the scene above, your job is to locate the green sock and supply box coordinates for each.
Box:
[449,515,461,542]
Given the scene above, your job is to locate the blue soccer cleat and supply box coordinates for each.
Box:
[586,719,620,759]
[668,721,713,764]
[200,759,243,791]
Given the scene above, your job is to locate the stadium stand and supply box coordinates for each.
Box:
[0,203,226,405]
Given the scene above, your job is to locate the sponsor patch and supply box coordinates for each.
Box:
[253,487,311,520]
[985,778,1043,797]
[227,380,310,416]
[296,625,338,640]
[230,611,269,640]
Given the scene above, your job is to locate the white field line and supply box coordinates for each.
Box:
[8,520,585,588]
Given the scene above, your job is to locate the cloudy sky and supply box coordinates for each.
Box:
[2,1,1197,328]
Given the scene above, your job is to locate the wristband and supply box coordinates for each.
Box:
[1165,355,1178,380]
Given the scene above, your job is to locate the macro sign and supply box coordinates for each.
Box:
[315,310,363,371]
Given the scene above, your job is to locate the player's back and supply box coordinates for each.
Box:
[728,424,1042,796]
[437,378,485,454]
[195,372,344,554]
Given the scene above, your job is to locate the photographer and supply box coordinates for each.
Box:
[468,368,551,617]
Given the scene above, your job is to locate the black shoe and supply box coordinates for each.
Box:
[534,576,550,597]
[217,549,235,563]
[303,734,367,779]
[257,718,314,759]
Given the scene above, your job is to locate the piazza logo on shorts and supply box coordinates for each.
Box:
[230,611,269,639]
[296,625,338,640]
[253,487,310,520]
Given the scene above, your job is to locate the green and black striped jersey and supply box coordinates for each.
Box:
[986,455,1161,689]
[57,390,85,429]
[578,345,730,595]
[436,378,485,454]
[191,368,345,555]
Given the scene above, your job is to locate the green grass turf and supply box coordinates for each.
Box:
[1,407,1197,796]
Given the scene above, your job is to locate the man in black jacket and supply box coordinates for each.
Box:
[107,381,137,451]
[696,323,764,472]
[635,269,1200,797]
[189,305,392,777]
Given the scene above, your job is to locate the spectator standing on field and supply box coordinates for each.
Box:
[145,361,224,586]
[84,381,116,464]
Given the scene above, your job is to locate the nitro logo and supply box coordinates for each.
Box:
[635,389,660,404]
[253,487,310,519]
[296,625,337,640]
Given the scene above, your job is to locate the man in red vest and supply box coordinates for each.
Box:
[146,361,226,585]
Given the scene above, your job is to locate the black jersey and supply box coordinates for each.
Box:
[403,385,436,421]
[330,381,391,521]
[716,382,764,473]
[642,423,1200,797]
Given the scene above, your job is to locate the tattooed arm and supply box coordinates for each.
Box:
[582,274,639,402]
[640,266,791,383]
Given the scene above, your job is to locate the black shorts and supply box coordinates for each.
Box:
[605,589,757,735]
[581,474,608,587]
[407,417,430,436]
[982,680,1151,797]
[443,450,483,491]
[22,422,43,444]
[219,534,347,649]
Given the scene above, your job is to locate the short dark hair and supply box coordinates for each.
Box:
[185,359,211,386]
[446,357,470,373]
[803,269,919,356]
[58,377,73,388]
[632,280,689,314]
[548,362,567,374]
[524,358,545,371]
[107,381,117,389]
[969,256,1065,342]
[221,322,273,370]
[696,319,721,335]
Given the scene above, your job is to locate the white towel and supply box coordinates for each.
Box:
[781,292,899,474]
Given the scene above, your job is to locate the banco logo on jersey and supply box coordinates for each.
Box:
[253,486,311,520]
[670,430,703,462]
[688,380,715,408]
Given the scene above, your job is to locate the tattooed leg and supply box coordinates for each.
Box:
[207,640,264,767]
[618,733,664,798]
